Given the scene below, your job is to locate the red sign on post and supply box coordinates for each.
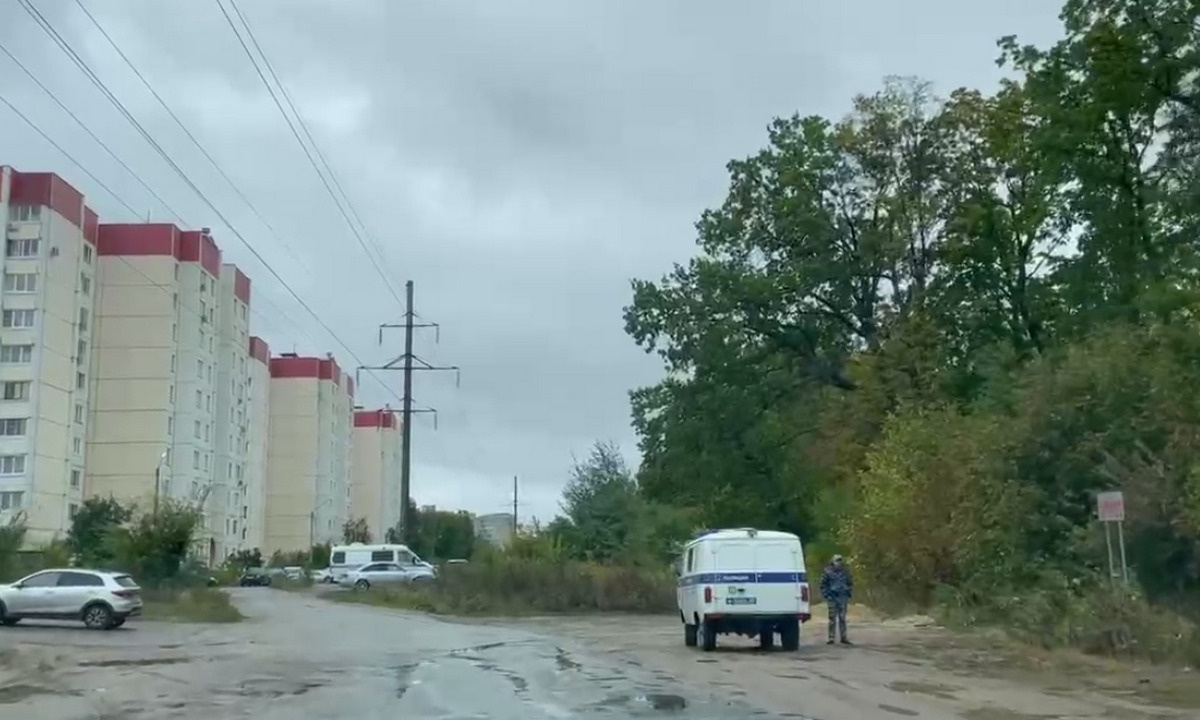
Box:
[1097,491,1125,522]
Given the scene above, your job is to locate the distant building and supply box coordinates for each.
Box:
[350,408,402,542]
[474,512,515,548]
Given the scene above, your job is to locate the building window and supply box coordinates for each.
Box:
[70,469,81,488]
[83,244,93,264]
[3,272,37,293]
[76,372,85,390]
[170,354,176,372]
[206,394,211,411]
[76,339,87,365]
[204,423,210,441]
[192,450,199,469]
[2,382,30,401]
[0,490,23,510]
[10,205,40,222]
[167,416,174,435]
[0,455,26,475]
[195,389,202,408]
[72,437,81,456]
[79,273,91,295]
[0,418,27,436]
[69,503,79,518]
[174,263,179,280]
[168,385,175,404]
[2,309,35,329]
[0,344,33,363]
[207,364,212,382]
[194,420,201,439]
[78,307,89,332]
[5,238,39,258]
[197,359,203,377]
[74,403,84,424]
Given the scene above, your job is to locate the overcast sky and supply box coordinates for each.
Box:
[0,0,1063,523]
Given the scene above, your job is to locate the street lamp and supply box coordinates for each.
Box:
[309,496,336,552]
[152,449,169,514]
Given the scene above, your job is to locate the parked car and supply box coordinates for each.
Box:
[0,568,143,630]
[339,561,435,591]
[282,566,304,581]
[238,568,272,587]
[309,567,333,584]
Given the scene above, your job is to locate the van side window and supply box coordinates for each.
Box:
[331,551,346,564]
[685,548,695,573]
[370,550,393,562]
[397,551,415,565]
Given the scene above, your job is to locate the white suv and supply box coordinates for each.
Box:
[0,568,143,630]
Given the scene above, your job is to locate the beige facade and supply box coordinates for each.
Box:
[263,355,353,555]
[87,222,225,563]
[211,263,252,558]
[350,408,402,542]
[0,168,95,544]
[242,336,270,552]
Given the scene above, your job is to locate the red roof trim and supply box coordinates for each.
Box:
[354,409,398,429]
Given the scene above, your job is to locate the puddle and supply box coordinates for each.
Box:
[641,693,687,711]
[878,703,920,716]
[78,657,190,668]
[226,677,327,698]
[0,684,55,704]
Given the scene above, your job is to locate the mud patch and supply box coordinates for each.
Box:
[961,708,1064,720]
[878,703,920,716]
[555,646,581,671]
[225,676,327,699]
[889,680,960,700]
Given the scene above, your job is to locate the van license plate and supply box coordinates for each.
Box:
[725,597,757,605]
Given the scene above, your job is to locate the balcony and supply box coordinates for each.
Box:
[5,223,41,242]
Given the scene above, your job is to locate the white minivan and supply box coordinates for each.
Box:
[328,543,433,584]
[676,528,811,652]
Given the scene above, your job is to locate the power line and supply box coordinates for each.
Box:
[214,0,405,310]
[70,0,316,280]
[16,0,402,405]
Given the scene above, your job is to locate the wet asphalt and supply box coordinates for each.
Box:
[0,587,809,719]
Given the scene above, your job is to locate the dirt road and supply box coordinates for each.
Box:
[0,589,1190,719]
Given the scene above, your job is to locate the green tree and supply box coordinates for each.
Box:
[107,500,202,587]
[342,517,372,544]
[67,496,134,567]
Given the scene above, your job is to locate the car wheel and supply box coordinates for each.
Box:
[82,603,114,630]
[354,580,370,592]
[1,617,20,627]
[110,617,126,629]
[699,619,717,652]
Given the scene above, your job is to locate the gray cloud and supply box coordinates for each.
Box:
[0,0,1063,522]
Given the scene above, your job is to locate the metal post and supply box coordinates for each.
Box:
[1117,520,1129,586]
[1104,521,1116,583]
[400,281,414,537]
[512,475,518,536]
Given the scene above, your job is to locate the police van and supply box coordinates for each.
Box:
[675,528,811,651]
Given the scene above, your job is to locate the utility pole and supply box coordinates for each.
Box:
[512,475,519,536]
[356,280,458,537]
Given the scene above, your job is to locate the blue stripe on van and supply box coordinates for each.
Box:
[677,572,807,587]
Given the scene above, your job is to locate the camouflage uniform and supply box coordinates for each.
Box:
[819,557,853,644]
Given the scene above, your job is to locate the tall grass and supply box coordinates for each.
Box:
[342,554,677,616]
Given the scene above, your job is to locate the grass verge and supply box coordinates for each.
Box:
[333,558,676,616]
[140,588,244,623]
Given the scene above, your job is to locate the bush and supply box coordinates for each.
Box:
[342,554,676,616]
[936,574,1200,666]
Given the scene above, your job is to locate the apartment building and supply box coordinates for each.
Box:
[242,336,270,551]
[263,354,353,554]
[88,223,224,562]
[0,167,95,543]
[350,407,402,542]
[210,263,252,558]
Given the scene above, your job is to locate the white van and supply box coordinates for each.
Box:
[328,543,430,583]
[675,528,811,652]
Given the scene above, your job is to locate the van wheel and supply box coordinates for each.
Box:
[698,619,717,652]
[684,622,697,647]
[780,619,800,651]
